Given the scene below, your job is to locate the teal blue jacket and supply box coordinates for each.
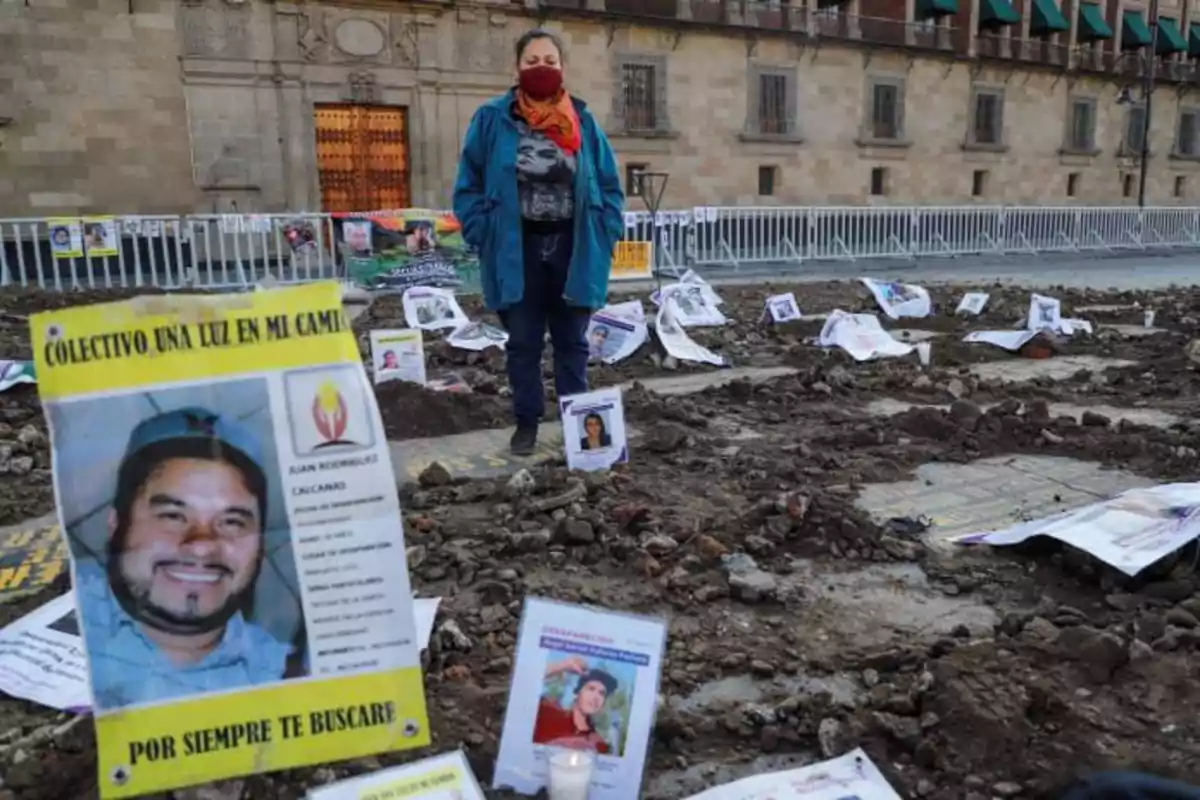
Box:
[452,90,625,311]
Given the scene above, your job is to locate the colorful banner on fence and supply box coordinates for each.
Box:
[335,211,478,294]
[30,282,429,798]
[610,241,653,281]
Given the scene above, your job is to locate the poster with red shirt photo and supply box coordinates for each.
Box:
[492,598,667,799]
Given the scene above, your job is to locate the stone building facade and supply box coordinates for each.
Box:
[2,0,1200,217]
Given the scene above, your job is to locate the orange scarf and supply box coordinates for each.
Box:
[515,89,582,154]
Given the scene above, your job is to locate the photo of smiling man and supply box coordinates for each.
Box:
[52,385,305,712]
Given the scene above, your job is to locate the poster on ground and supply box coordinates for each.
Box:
[655,303,725,366]
[0,591,90,712]
[0,517,68,601]
[682,748,900,799]
[308,749,486,800]
[819,310,914,361]
[0,360,36,392]
[493,598,667,800]
[957,483,1200,576]
[763,292,802,324]
[860,278,932,320]
[447,321,508,352]
[369,329,426,387]
[559,387,629,472]
[403,287,469,332]
[336,211,476,293]
[31,282,430,798]
[48,219,83,259]
[588,302,647,365]
[956,292,989,315]
[83,217,119,258]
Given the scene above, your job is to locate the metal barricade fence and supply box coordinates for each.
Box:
[3,206,1200,291]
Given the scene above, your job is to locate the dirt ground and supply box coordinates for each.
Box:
[3,279,1200,799]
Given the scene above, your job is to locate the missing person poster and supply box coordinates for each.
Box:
[336,211,478,294]
[493,598,667,800]
[402,287,469,332]
[31,282,429,798]
[308,750,486,800]
[0,591,90,712]
[83,217,119,258]
[682,748,900,799]
[763,292,801,324]
[559,387,629,472]
[48,219,84,259]
[369,329,427,387]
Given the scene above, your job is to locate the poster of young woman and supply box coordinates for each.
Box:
[558,387,628,472]
[493,598,667,800]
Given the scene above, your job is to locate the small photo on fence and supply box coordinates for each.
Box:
[83,217,119,258]
[47,219,83,260]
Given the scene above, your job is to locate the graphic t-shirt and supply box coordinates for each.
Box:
[513,115,576,222]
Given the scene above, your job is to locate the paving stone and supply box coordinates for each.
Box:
[865,398,1181,429]
[968,355,1137,383]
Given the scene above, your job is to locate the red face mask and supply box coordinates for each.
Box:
[518,65,563,100]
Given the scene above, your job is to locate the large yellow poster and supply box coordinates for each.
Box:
[30,282,429,798]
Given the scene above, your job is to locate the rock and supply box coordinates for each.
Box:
[15,425,43,447]
[642,534,679,556]
[1166,607,1200,629]
[695,534,729,560]
[945,378,966,399]
[418,461,453,488]
[992,781,1023,798]
[817,717,845,758]
[728,569,778,603]
[1080,409,1111,427]
[1040,428,1065,445]
[438,619,474,651]
[555,518,595,545]
[1057,626,1128,681]
[506,468,536,498]
[512,529,551,552]
[948,399,982,425]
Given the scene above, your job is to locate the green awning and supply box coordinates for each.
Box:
[1121,9,1153,49]
[1157,16,1188,53]
[1077,2,1114,42]
[916,0,958,20]
[1189,22,1200,56]
[1030,0,1069,34]
[979,0,1021,29]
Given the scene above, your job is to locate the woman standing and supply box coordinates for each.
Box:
[453,29,625,456]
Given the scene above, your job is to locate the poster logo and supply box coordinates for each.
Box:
[311,381,354,447]
[283,366,375,457]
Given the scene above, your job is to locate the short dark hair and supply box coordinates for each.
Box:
[111,437,269,552]
[514,28,565,64]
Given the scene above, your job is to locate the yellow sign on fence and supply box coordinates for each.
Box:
[31,282,429,798]
[610,241,653,281]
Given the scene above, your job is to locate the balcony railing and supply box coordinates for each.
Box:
[605,0,678,17]
[975,32,1012,58]
[1020,37,1069,66]
[858,16,953,49]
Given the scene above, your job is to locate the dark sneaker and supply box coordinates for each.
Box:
[510,423,538,456]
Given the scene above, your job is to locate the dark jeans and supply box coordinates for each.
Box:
[497,224,589,426]
[1059,772,1200,799]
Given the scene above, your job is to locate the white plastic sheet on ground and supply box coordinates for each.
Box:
[0,594,442,713]
[956,292,989,315]
[656,302,725,366]
[447,321,509,351]
[402,286,469,331]
[819,310,914,361]
[588,301,648,364]
[860,278,932,320]
[957,483,1200,576]
[763,292,802,323]
[682,748,900,800]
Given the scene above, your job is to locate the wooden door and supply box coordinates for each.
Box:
[314,104,410,213]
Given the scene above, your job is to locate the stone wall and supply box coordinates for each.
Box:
[0,0,198,217]
[3,0,1200,217]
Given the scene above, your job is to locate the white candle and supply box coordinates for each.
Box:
[915,342,931,367]
[1145,309,1156,328]
[548,749,595,800]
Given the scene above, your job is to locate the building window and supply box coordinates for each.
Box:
[1125,105,1147,155]
[758,73,790,135]
[970,88,1004,146]
[866,78,904,141]
[1067,172,1080,197]
[1177,109,1200,156]
[972,169,988,196]
[758,166,778,196]
[1066,97,1096,152]
[1175,175,1188,197]
[1122,173,1135,197]
[870,166,888,196]
[625,163,648,197]
[614,54,669,134]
